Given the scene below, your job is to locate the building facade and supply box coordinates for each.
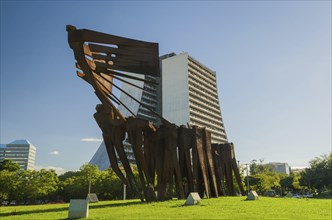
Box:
[0,140,36,170]
[89,141,112,171]
[268,162,291,175]
[90,52,228,170]
[161,52,228,143]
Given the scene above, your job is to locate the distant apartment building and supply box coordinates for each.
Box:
[90,52,228,170]
[267,162,291,175]
[0,140,36,170]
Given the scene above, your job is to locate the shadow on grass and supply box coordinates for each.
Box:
[242,198,263,202]
[0,201,142,218]
[170,202,207,208]
[0,206,68,218]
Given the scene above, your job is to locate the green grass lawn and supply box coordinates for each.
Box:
[0,197,331,219]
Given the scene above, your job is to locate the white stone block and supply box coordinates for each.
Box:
[247,191,259,200]
[87,193,99,203]
[185,192,201,205]
[68,199,89,219]
[285,192,293,198]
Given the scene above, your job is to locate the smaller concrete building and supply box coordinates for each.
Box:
[0,140,36,170]
[268,162,291,175]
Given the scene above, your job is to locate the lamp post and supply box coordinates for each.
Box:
[88,169,92,195]
[245,163,250,195]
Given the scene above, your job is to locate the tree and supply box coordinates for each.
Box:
[0,170,20,203]
[95,168,123,200]
[280,175,293,193]
[80,163,100,193]
[279,172,301,195]
[0,159,20,172]
[249,172,282,195]
[300,153,332,193]
[58,171,81,182]
[13,169,59,203]
[58,164,100,202]
[34,169,59,200]
[291,172,301,191]
[249,159,274,175]
[58,176,86,202]
[247,159,288,195]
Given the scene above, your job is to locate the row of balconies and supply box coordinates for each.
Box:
[211,131,228,141]
[188,74,218,99]
[137,109,157,121]
[142,92,157,100]
[1,153,30,157]
[189,101,222,121]
[189,113,224,133]
[211,136,227,144]
[141,96,157,106]
[138,106,157,116]
[206,128,228,141]
[141,94,157,103]
[189,81,218,102]
[188,69,218,94]
[189,112,224,130]
[187,59,217,83]
[139,104,156,112]
[189,97,222,119]
[189,75,218,97]
[189,86,220,109]
[188,80,219,103]
[141,101,157,111]
[143,89,157,98]
[189,106,223,127]
[2,147,30,150]
[187,65,216,86]
[143,83,157,91]
[144,75,157,82]
[1,158,29,162]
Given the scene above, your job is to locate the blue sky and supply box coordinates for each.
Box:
[1,1,331,173]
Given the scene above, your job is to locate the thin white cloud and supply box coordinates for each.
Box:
[35,165,66,175]
[81,138,103,142]
[50,150,59,155]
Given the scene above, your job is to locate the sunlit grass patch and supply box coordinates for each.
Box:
[0,197,331,219]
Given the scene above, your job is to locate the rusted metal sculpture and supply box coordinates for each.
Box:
[126,117,157,201]
[67,25,161,202]
[177,125,195,195]
[67,25,245,202]
[212,143,245,196]
[155,123,185,201]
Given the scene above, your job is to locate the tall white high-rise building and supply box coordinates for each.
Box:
[161,52,228,143]
[0,140,36,170]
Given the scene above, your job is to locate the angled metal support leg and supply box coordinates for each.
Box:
[203,129,219,198]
